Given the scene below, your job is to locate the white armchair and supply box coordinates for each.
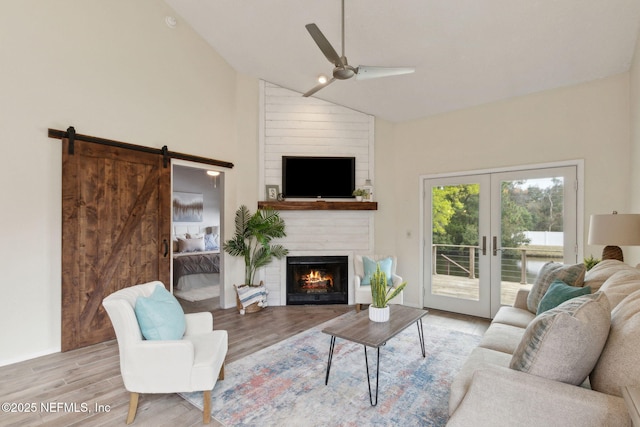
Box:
[353,254,404,312]
[102,281,227,424]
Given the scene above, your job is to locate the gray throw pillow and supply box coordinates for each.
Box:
[511,292,610,385]
[527,262,586,313]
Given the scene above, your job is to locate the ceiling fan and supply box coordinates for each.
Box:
[303,0,415,97]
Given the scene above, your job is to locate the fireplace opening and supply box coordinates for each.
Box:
[286,256,348,305]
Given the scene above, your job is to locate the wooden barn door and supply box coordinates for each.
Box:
[61,138,171,351]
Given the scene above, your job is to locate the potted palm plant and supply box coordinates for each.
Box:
[223,205,289,285]
[223,204,289,311]
[369,263,407,322]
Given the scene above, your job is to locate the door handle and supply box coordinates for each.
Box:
[162,239,169,257]
[482,236,487,256]
[492,236,498,256]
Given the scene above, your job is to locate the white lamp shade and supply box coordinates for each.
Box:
[588,214,640,246]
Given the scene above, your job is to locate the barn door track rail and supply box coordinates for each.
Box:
[49,126,234,169]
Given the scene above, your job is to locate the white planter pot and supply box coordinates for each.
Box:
[369,305,390,322]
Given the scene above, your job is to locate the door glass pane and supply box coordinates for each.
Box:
[432,184,480,301]
[499,177,565,306]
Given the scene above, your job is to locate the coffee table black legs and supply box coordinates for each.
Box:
[328,342,383,406]
[417,318,426,357]
[325,335,336,385]
[325,318,426,407]
[363,319,425,406]
[363,345,381,406]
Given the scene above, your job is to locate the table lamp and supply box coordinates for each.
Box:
[588,212,640,262]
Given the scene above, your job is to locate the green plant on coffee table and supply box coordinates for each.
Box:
[370,263,407,308]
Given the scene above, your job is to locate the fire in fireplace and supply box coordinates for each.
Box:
[300,269,333,291]
[286,256,348,305]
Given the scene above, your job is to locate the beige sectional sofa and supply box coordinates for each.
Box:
[447,259,640,427]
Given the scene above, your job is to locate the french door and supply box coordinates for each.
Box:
[423,165,578,318]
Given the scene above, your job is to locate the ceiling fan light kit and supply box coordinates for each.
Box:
[303,0,415,97]
[165,16,177,29]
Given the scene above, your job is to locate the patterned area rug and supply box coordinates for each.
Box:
[180,311,480,426]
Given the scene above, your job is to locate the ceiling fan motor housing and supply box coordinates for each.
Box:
[333,62,356,80]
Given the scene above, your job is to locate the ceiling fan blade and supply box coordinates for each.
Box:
[355,66,415,81]
[302,77,336,97]
[305,23,344,67]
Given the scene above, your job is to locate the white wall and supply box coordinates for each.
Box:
[220,73,262,308]
[0,0,258,365]
[376,74,633,306]
[629,27,640,264]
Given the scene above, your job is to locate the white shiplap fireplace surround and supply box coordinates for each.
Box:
[258,81,375,306]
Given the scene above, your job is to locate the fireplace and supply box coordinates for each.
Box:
[286,256,348,305]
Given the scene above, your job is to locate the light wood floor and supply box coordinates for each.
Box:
[0,299,489,426]
[432,275,527,306]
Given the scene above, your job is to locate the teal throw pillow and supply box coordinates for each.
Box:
[537,279,591,315]
[134,284,186,340]
[361,256,393,286]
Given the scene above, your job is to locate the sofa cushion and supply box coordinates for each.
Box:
[492,306,536,329]
[449,346,513,415]
[536,280,591,314]
[527,262,586,313]
[478,323,526,354]
[583,259,637,293]
[510,292,610,385]
[590,289,640,397]
[134,284,186,340]
[598,268,640,310]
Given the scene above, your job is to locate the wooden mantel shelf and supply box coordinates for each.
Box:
[258,201,378,211]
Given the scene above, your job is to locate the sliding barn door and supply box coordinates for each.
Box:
[61,139,171,351]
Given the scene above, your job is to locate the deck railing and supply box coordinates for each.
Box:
[432,244,563,285]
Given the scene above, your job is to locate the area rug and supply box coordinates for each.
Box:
[180,312,480,426]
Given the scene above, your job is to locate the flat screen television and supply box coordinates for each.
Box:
[282,156,355,199]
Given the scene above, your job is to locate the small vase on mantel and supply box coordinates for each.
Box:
[369,305,390,322]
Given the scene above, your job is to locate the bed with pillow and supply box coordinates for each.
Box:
[172,225,220,292]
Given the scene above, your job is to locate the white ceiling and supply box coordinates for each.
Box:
[165,0,640,123]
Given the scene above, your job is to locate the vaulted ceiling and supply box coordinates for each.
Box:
[165,0,640,123]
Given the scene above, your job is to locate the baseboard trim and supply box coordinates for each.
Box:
[0,346,60,367]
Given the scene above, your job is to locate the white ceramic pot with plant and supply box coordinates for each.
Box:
[368,263,407,322]
[352,188,367,202]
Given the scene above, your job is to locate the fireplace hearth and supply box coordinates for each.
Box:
[286,256,348,305]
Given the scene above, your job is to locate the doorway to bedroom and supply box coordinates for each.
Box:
[172,163,224,308]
